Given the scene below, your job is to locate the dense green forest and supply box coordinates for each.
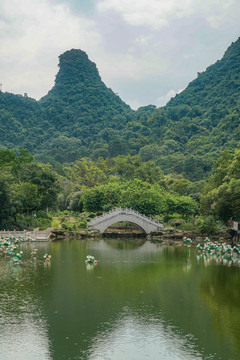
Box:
[1,147,239,231]
[1,38,240,229]
[0,38,240,179]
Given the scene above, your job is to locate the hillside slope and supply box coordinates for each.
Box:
[136,37,240,179]
[0,92,48,151]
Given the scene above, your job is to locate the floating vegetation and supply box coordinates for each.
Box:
[0,237,24,264]
[43,254,52,263]
[85,255,98,265]
[183,237,192,244]
[0,237,52,265]
[196,238,240,267]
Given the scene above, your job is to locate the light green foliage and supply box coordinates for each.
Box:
[14,182,40,214]
[81,179,198,217]
[82,187,109,213]
[19,163,59,210]
[113,155,163,183]
[161,175,205,203]
[203,150,234,191]
[164,176,191,195]
[0,149,16,167]
[119,180,167,216]
[134,161,163,183]
[33,211,52,229]
[64,158,108,187]
[52,218,62,229]
[60,217,87,231]
[113,155,141,179]
[172,196,198,217]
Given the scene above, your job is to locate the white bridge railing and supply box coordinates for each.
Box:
[88,208,162,227]
[0,230,50,241]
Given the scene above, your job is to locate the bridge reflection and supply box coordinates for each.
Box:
[104,238,146,250]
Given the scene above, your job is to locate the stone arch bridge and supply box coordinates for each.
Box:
[88,208,164,234]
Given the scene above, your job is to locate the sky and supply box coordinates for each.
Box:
[0,0,240,109]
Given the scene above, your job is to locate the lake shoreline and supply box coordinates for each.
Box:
[49,227,232,243]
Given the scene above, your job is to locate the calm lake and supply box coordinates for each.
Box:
[1,239,240,360]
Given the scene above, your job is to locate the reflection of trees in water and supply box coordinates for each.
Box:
[199,266,240,356]
[104,238,146,250]
[2,243,238,359]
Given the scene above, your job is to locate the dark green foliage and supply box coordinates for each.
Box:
[0,92,50,152]
[200,147,240,221]
[0,149,59,229]
[0,174,12,224]
[197,215,223,233]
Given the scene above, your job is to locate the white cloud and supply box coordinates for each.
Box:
[157,88,184,106]
[201,0,240,28]
[125,98,143,110]
[183,53,195,59]
[0,0,101,98]
[98,0,193,29]
[98,52,167,81]
[136,35,153,46]
[98,0,240,30]
[206,16,222,29]
[0,0,239,108]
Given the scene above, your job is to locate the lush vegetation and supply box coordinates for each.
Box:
[0,149,201,230]
[1,38,240,182]
[0,149,59,229]
[2,146,239,231]
[1,39,240,230]
[201,147,240,221]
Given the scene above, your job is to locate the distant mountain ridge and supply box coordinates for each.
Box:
[0,38,240,179]
[136,37,240,179]
[168,37,240,112]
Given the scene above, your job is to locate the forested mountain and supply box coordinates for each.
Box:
[0,50,135,163]
[136,37,240,179]
[1,38,240,180]
[38,49,136,163]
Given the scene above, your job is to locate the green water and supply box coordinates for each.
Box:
[1,239,240,360]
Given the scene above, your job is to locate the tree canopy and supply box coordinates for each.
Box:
[1,38,240,181]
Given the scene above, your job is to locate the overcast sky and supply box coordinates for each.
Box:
[0,0,240,109]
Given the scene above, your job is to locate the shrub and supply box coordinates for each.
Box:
[51,218,62,229]
[197,215,224,233]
